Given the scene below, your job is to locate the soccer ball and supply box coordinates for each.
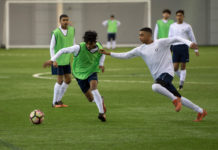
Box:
[30,109,44,124]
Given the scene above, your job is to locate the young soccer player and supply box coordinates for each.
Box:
[50,14,76,108]
[154,9,174,40]
[100,27,207,122]
[102,15,121,49]
[44,31,107,122]
[169,10,199,90]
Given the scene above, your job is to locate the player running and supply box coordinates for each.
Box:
[100,27,207,122]
[169,10,199,90]
[154,9,174,41]
[44,31,107,122]
[50,14,76,108]
[102,15,121,49]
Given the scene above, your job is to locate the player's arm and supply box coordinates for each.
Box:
[43,45,80,68]
[99,54,106,73]
[164,37,198,50]
[153,24,158,41]
[188,25,199,56]
[168,25,173,38]
[117,21,121,27]
[100,47,139,59]
[50,34,56,58]
[102,20,108,27]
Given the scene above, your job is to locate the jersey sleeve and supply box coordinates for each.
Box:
[160,37,193,48]
[50,34,56,58]
[102,20,108,26]
[99,54,106,66]
[153,24,158,41]
[110,47,140,59]
[117,20,121,27]
[168,25,174,38]
[51,45,80,61]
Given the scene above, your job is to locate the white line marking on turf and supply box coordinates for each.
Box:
[32,72,218,85]
[0,76,9,79]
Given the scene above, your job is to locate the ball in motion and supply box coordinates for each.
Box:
[30,109,44,124]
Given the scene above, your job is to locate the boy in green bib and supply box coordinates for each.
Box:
[154,9,174,40]
[44,31,107,122]
[50,14,75,108]
[102,15,121,49]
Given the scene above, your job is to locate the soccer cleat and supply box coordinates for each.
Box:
[52,101,68,108]
[178,85,183,91]
[102,96,107,113]
[98,113,106,122]
[172,97,182,112]
[194,110,207,122]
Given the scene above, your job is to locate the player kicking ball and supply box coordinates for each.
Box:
[44,31,107,122]
[100,27,207,122]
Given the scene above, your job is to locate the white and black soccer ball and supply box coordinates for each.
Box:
[30,109,44,124]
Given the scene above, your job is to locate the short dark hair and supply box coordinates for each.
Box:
[110,15,115,18]
[140,27,152,34]
[162,9,171,14]
[176,10,184,15]
[83,31,98,43]
[59,14,69,21]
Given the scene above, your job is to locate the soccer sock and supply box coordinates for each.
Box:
[175,70,181,78]
[181,97,203,113]
[53,82,61,105]
[112,41,116,49]
[91,89,104,114]
[180,70,187,86]
[107,41,111,49]
[152,84,177,101]
[57,82,69,102]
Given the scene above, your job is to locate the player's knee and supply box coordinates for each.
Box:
[152,84,159,92]
[57,80,63,84]
[87,95,94,102]
[65,79,71,84]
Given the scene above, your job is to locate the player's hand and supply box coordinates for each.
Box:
[195,51,200,56]
[99,66,105,73]
[190,43,198,50]
[43,60,53,68]
[53,61,58,68]
[99,49,110,55]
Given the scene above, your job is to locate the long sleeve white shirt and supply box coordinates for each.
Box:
[50,26,76,58]
[168,22,197,49]
[110,37,193,80]
[51,45,106,66]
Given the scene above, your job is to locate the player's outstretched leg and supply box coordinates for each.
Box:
[152,83,182,112]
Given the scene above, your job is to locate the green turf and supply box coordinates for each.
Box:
[0,47,218,150]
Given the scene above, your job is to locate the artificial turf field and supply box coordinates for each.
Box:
[0,46,218,150]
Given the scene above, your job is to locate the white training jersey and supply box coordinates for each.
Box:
[110,37,192,80]
[168,22,197,46]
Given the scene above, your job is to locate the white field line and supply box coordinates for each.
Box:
[32,72,218,85]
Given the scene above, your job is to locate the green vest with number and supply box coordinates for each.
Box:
[53,26,75,65]
[72,42,103,80]
[157,19,174,39]
[107,20,118,33]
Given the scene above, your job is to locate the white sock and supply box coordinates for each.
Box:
[152,84,177,101]
[180,70,186,85]
[175,70,181,78]
[181,97,203,113]
[91,89,104,114]
[107,41,111,49]
[112,41,116,49]
[57,82,69,102]
[53,82,61,105]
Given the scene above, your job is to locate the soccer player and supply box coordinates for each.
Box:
[44,31,107,122]
[100,27,207,122]
[102,15,121,49]
[169,10,199,90]
[50,14,76,108]
[154,9,174,40]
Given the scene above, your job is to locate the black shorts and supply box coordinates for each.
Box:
[76,73,98,93]
[155,73,181,97]
[51,64,71,75]
[107,33,116,41]
[171,44,189,63]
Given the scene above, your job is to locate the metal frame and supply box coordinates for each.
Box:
[5,0,151,49]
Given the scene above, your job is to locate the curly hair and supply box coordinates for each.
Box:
[83,31,98,43]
